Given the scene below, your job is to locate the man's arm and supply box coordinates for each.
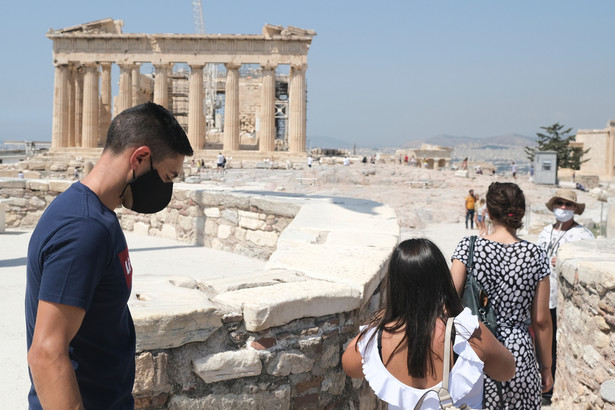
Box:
[28,300,86,410]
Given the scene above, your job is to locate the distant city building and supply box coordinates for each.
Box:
[575,120,615,180]
[395,144,452,169]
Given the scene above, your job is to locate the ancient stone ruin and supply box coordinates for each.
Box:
[47,18,315,156]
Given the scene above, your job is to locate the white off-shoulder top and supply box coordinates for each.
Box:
[357,308,484,409]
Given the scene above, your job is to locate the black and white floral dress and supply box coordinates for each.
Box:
[452,236,550,409]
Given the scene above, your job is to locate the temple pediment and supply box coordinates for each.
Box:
[262,24,317,39]
[49,18,123,35]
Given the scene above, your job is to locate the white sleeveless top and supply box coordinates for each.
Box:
[357,308,484,409]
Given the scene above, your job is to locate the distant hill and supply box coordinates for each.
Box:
[308,133,538,151]
[308,135,355,150]
[403,133,537,149]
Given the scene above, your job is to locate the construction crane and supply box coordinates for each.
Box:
[192,0,219,131]
[191,0,205,34]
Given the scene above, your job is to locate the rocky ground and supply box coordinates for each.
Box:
[196,162,609,239]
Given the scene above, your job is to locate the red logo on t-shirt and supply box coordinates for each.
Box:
[118,247,132,289]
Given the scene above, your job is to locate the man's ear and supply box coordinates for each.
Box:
[129,146,151,170]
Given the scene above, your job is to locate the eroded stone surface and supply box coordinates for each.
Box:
[267,350,314,376]
[168,385,291,410]
[553,239,615,409]
[213,280,361,332]
[193,350,262,383]
[129,276,224,352]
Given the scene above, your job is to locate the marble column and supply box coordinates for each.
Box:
[288,63,307,153]
[67,66,76,147]
[153,64,169,108]
[99,63,112,145]
[187,64,205,150]
[118,64,133,113]
[51,63,69,149]
[74,66,84,147]
[224,63,241,151]
[132,65,141,106]
[82,63,99,148]
[259,63,276,153]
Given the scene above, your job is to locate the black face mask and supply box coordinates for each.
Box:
[120,156,173,214]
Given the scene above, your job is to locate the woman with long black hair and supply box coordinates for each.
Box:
[343,238,515,409]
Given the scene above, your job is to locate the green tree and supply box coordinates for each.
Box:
[524,122,589,170]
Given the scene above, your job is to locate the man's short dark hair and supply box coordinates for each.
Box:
[104,102,193,159]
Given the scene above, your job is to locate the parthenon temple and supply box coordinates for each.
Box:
[47,18,316,155]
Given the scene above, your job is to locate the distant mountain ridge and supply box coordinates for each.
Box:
[404,133,537,149]
[308,133,538,150]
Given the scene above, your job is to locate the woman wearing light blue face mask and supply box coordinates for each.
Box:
[537,189,594,404]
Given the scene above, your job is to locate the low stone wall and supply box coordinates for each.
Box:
[128,192,400,409]
[0,179,296,260]
[133,305,387,409]
[0,179,72,227]
[553,239,615,409]
[116,186,299,260]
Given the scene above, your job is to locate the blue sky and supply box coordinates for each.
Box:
[1,0,614,147]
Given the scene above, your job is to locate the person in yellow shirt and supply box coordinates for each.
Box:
[465,189,475,229]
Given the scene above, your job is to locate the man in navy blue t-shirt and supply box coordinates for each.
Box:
[26,102,193,409]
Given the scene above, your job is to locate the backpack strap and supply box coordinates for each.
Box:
[377,327,383,361]
[467,235,477,271]
[451,322,459,363]
[414,318,456,409]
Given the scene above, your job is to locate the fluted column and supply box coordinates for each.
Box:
[82,63,99,148]
[187,64,204,150]
[289,63,307,153]
[224,63,241,151]
[51,63,69,149]
[118,64,133,113]
[132,65,141,106]
[67,66,76,147]
[99,63,112,145]
[259,63,276,153]
[74,66,84,147]
[153,64,169,108]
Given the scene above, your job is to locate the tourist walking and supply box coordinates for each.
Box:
[465,189,475,229]
[475,197,487,236]
[216,152,225,172]
[529,165,535,183]
[537,189,594,404]
[511,161,517,179]
[26,102,193,409]
[342,238,515,409]
[451,182,553,408]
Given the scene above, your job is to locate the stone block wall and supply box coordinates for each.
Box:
[0,179,72,228]
[132,306,387,409]
[116,188,297,260]
[0,179,296,260]
[553,239,615,409]
[124,191,400,409]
